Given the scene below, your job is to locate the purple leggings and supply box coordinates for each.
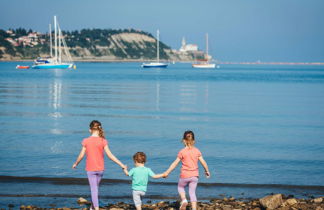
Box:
[87,171,104,207]
[178,176,199,202]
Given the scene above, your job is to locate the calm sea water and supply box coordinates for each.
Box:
[0,62,324,208]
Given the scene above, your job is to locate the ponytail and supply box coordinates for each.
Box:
[98,126,105,139]
[183,138,195,147]
[89,120,105,139]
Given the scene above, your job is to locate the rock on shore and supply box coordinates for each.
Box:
[16,194,324,210]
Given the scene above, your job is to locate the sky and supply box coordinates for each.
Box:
[1,0,324,62]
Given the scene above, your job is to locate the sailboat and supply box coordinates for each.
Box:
[192,33,216,69]
[32,16,75,69]
[141,30,168,68]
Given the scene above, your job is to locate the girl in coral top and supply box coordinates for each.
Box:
[72,120,126,210]
[164,130,210,210]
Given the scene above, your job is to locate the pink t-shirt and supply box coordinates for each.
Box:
[82,136,108,171]
[177,147,202,178]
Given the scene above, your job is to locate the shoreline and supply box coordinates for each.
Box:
[1,176,324,209]
[8,195,324,210]
[1,175,324,190]
[1,59,324,65]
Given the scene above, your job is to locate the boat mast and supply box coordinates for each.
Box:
[49,24,53,57]
[206,33,209,60]
[54,16,57,63]
[58,27,61,64]
[157,30,159,63]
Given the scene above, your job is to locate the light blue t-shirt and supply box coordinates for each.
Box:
[129,166,155,192]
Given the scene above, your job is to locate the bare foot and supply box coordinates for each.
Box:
[180,199,188,210]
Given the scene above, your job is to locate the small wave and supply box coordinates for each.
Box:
[0,193,179,200]
[1,175,323,191]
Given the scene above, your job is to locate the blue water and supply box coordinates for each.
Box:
[0,62,324,207]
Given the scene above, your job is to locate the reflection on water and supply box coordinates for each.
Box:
[49,79,62,111]
[204,82,209,113]
[48,74,64,135]
[155,81,160,112]
[48,112,63,118]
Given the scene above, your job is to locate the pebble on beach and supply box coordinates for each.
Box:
[16,195,324,210]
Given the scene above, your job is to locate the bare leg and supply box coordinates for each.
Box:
[191,201,197,210]
[179,192,187,201]
[179,192,188,210]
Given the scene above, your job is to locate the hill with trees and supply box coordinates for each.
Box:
[0,28,199,61]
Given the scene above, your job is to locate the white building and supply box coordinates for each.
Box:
[179,37,198,52]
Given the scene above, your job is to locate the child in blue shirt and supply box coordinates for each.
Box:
[123,152,165,210]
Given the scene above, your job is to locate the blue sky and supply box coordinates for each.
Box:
[1,0,324,62]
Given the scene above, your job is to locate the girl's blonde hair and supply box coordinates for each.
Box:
[89,120,105,139]
[182,130,195,146]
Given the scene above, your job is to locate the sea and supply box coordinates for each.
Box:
[0,62,324,208]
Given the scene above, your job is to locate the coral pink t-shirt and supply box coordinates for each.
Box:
[82,136,108,171]
[177,147,202,178]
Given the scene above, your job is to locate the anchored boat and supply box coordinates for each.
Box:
[192,33,217,69]
[16,65,30,69]
[141,30,168,68]
[32,16,75,69]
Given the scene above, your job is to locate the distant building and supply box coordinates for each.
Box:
[5,38,19,46]
[40,38,46,44]
[28,32,38,40]
[179,37,198,52]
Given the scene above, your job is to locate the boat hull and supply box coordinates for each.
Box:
[141,63,168,68]
[16,65,30,69]
[192,63,216,68]
[32,63,74,69]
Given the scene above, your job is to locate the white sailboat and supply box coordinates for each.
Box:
[32,16,75,69]
[192,33,216,69]
[141,30,168,68]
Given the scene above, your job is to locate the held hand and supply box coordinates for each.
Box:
[121,164,127,170]
[162,172,169,178]
[205,171,210,178]
[122,165,129,176]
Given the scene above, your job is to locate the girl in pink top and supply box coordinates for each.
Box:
[164,131,210,210]
[72,120,126,210]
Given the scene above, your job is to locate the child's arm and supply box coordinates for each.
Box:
[198,156,210,178]
[123,166,129,176]
[72,147,86,169]
[152,173,165,179]
[104,145,126,169]
[164,157,181,177]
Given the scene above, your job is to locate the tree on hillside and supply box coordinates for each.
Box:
[0,27,177,60]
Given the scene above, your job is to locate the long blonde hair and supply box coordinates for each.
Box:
[182,130,195,147]
[89,120,105,139]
